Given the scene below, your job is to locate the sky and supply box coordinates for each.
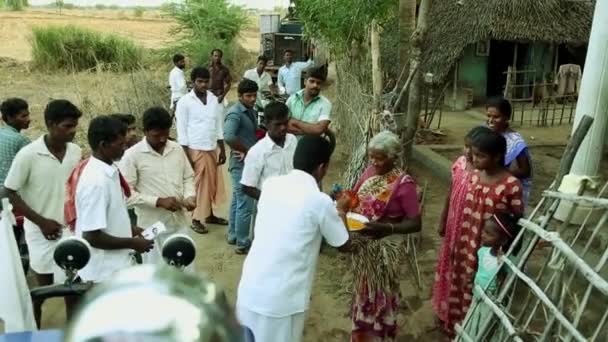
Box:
[28,0,290,10]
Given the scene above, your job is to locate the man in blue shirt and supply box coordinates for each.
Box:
[0,98,31,188]
[224,79,259,254]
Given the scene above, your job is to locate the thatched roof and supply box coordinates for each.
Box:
[421,0,594,82]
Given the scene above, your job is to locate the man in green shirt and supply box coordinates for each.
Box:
[0,98,31,190]
[286,66,332,138]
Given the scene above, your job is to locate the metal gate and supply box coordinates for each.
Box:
[504,68,578,127]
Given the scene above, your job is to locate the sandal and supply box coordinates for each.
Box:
[205,216,229,226]
[191,221,209,234]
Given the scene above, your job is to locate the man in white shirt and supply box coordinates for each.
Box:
[119,107,196,267]
[76,116,153,284]
[243,55,275,110]
[277,49,314,96]
[236,135,352,342]
[241,101,296,200]
[176,66,227,234]
[4,99,83,327]
[169,53,188,110]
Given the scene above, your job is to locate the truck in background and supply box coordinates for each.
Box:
[259,12,311,82]
[258,3,328,84]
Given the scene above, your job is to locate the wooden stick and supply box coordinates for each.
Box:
[542,190,608,208]
[425,81,451,127]
[391,64,419,114]
[518,219,608,295]
[454,325,476,342]
[391,62,409,94]
[591,307,608,341]
[524,183,608,332]
[570,181,608,245]
[370,20,383,113]
[501,257,587,342]
[568,241,608,340]
[468,285,524,342]
[541,181,588,339]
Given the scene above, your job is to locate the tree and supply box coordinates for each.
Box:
[296,0,397,57]
[161,0,249,67]
[398,0,417,73]
[403,0,431,159]
[164,0,248,43]
[56,0,64,14]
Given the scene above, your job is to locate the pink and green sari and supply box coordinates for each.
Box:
[350,166,420,342]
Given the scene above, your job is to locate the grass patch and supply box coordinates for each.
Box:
[30,25,144,72]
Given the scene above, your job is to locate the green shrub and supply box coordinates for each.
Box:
[3,0,26,11]
[63,3,75,9]
[30,25,144,72]
[133,6,144,18]
[159,0,251,75]
[164,0,248,42]
[94,4,105,10]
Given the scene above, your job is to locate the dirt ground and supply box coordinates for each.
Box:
[0,8,589,341]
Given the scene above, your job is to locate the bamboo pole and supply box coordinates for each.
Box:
[371,20,383,113]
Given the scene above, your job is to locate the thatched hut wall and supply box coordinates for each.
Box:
[421,0,594,84]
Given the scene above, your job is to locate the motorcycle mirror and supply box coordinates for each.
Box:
[54,236,91,272]
[161,234,196,268]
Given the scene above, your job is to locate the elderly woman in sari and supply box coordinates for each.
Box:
[486,96,532,205]
[343,131,421,342]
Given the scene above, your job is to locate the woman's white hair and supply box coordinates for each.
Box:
[368,130,402,160]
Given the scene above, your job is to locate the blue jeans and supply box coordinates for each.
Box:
[228,166,253,248]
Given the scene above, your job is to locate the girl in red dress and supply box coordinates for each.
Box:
[445,127,524,336]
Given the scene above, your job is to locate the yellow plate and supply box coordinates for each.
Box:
[346,213,369,231]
